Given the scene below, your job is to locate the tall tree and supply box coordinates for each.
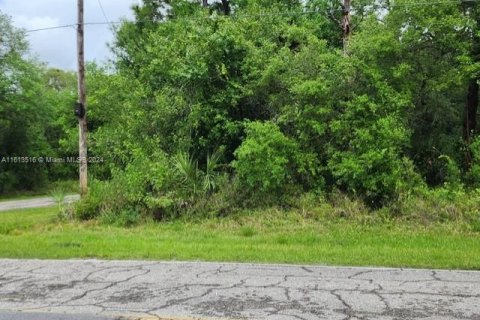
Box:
[462,0,480,166]
[0,13,54,192]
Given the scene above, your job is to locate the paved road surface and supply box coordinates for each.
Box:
[0,195,80,212]
[0,260,479,319]
[0,311,112,320]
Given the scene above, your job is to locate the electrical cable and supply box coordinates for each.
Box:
[97,0,113,28]
[23,0,480,34]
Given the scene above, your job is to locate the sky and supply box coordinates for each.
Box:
[0,0,141,70]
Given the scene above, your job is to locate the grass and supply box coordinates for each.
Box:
[0,206,479,270]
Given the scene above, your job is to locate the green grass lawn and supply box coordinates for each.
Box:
[0,206,479,270]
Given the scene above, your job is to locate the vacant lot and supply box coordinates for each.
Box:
[0,205,479,270]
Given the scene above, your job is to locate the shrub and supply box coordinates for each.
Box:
[101,208,142,227]
[467,138,480,188]
[74,180,110,220]
[171,149,222,200]
[439,155,462,189]
[327,95,412,206]
[233,121,300,199]
[144,194,178,220]
[74,143,235,221]
[74,149,170,220]
[392,187,480,225]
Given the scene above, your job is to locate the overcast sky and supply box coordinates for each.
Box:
[0,0,140,70]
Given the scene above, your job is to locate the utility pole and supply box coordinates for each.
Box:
[341,0,352,55]
[77,0,88,196]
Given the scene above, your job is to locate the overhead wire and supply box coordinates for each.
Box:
[23,0,480,34]
[97,0,114,28]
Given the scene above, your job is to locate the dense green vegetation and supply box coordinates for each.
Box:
[0,13,77,193]
[1,0,480,226]
[0,205,479,269]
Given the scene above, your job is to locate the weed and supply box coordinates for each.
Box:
[101,209,142,227]
[240,226,256,237]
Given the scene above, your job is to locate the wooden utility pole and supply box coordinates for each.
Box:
[341,0,352,55]
[77,0,88,196]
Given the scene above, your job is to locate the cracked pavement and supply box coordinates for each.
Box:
[0,260,479,319]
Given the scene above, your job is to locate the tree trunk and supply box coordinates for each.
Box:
[464,79,479,165]
[342,0,351,55]
[202,0,208,7]
[221,0,230,15]
[464,79,479,141]
[463,3,480,167]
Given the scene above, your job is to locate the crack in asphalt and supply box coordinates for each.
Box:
[299,267,313,274]
[347,270,372,280]
[331,290,353,320]
[0,260,479,319]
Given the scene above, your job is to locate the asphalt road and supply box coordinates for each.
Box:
[0,259,479,319]
[0,311,114,320]
[0,195,80,212]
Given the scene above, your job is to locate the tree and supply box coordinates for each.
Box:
[460,0,480,166]
[42,68,78,181]
[79,0,480,214]
[349,0,476,185]
[0,13,52,192]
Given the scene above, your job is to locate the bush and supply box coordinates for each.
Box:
[392,187,480,225]
[172,149,222,200]
[467,138,480,188]
[101,208,142,227]
[74,180,110,220]
[233,121,300,199]
[74,149,170,220]
[327,94,412,206]
[438,155,463,190]
[75,147,234,220]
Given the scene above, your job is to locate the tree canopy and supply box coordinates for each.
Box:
[1,1,480,216]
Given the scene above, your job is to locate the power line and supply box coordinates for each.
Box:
[23,10,327,33]
[25,20,124,33]
[97,0,113,27]
[23,0,480,34]
[26,24,78,33]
